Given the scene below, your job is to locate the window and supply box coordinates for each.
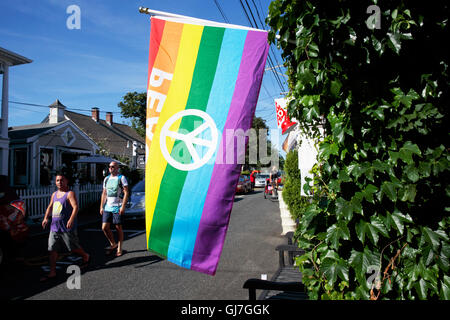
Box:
[13,148,27,185]
[40,148,53,185]
[62,127,75,146]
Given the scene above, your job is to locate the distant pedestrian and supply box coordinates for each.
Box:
[100,161,129,257]
[270,166,279,196]
[250,171,256,190]
[41,172,90,282]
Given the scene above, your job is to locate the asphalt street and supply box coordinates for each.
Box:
[0,189,284,300]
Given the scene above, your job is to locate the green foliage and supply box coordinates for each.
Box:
[118,91,147,138]
[267,0,449,300]
[282,150,309,220]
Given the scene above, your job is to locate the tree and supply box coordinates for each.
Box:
[247,116,284,171]
[267,0,449,299]
[118,91,146,138]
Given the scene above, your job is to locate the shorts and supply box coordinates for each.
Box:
[102,210,123,225]
[48,230,81,252]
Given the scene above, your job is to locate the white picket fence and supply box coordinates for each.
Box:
[15,182,103,221]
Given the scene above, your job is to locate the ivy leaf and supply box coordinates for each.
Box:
[405,165,420,182]
[387,210,412,235]
[363,184,378,204]
[321,258,349,286]
[381,181,397,202]
[422,227,441,251]
[326,222,350,249]
[319,142,339,159]
[387,32,402,54]
[356,220,366,244]
[399,184,417,202]
[356,219,386,245]
[366,223,380,245]
[370,216,389,238]
[415,278,428,300]
[441,276,450,300]
[336,197,353,220]
[349,248,380,284]
[304,105,320,121]
[402,141,422,156]
[330,79,342,97]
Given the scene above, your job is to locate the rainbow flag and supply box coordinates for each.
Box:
[145,14,269,275]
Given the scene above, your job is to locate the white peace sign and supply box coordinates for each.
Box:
[160,109,219,171]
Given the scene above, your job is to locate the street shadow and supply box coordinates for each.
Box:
[96,253,164,270]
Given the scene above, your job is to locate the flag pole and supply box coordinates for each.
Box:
[138,6,266,32]
[138,7,204,21]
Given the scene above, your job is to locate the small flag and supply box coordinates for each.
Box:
[275,98,297,135]
[145,14,269,275]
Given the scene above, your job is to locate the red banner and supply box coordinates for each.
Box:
[275,98,296,135]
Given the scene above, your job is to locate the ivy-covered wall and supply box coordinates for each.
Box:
[267,0,449,299]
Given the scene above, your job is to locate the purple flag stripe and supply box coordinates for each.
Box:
[190,30,269,275]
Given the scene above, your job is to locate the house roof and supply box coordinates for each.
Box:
[42,109,145,158]
[0,46,32,67]
[8,121,97,153]
[8,122,65,142]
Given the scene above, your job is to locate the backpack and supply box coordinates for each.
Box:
[105,174,124,199]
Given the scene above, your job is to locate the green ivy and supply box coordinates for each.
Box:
[267,0,449,299]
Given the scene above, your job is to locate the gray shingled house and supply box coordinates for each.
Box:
[8,99,145,187]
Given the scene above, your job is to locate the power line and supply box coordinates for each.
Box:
[213,0,230,23]
[237,0,286,93]
[9,100,122,114]
[249,0,287,91]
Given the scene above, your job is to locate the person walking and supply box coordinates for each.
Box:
[41,172,90,281]
[100,161,129,257]
[270,166,279,197]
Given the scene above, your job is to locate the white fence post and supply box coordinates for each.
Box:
[15,183,103,222]
[73,179,80,205]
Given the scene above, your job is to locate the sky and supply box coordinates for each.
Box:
[0,0,288,154]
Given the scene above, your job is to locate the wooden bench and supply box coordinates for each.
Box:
[243,243,308,300]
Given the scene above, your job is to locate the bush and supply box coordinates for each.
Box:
[282,150,309,221]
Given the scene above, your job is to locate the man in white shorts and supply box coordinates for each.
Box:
[100,161,129,257]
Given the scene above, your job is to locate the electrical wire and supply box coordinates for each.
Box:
[213,0,230,23]
[8,100,122,114]
[237,0,286,93]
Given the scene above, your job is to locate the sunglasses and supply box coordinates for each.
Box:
[109,166,117,168]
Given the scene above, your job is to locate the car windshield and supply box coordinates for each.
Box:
[257,174,269,179]
[132,180,145,192]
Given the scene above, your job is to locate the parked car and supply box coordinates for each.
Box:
[124,179,145,219]
[236,175,251,194]
[0,175,29,267]
[254,173,270,188]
